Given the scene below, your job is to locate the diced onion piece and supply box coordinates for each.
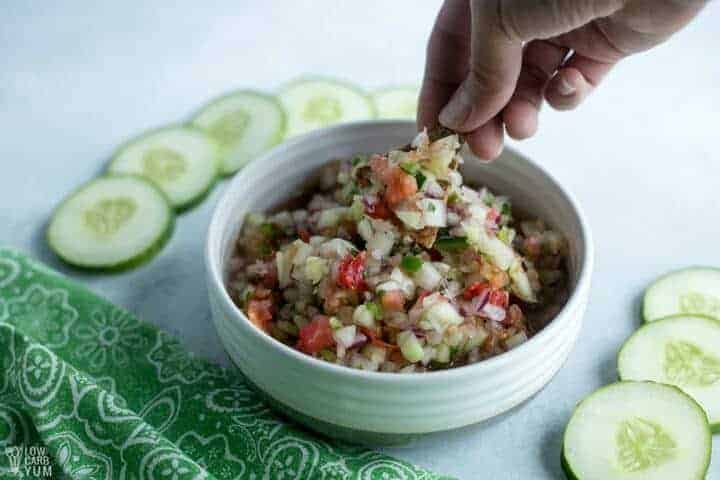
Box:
[509,258,538,303]
[420,301,463,333]
[333,325,357,348]
[390,267,416,297]
[397,330,424,363]
[319,238,357,259]
[357,217,373,240]
[414,262,442,290]
[352,304,376,328]
[419,198,447,227]
[482,303,506,323]
[376,280,401,293]
[411,129,429,149]
[305,256,329,284]
[289,240,313,266]
[359,218,397,257]
[309,235,327,246]
[317,207,349,229]
[422,178,445,198]
[275,251,291,288]
[395,209,424,230]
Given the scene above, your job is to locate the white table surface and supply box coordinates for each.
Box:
[1,1,719,478]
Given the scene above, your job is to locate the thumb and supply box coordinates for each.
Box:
[439,0,625,132]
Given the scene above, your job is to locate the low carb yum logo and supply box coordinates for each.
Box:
[4,445,53,477]
[4,446,22,474]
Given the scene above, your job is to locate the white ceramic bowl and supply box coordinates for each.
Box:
[206,120,593,445]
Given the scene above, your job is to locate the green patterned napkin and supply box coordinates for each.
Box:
[0,249,452,480]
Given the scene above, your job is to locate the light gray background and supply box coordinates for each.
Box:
[1,1,719,478]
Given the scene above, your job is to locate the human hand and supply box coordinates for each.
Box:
[418,0,707,159]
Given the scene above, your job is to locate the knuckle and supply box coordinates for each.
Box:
[495,0,525,43]
[468,64,514,99]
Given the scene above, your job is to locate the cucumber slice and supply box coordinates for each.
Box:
[47,175,173,270]
[371,86,419,119]
[191,91,285,175]
[108,126,219,210]
[643,267,720,322]
[279,78,375,137]
[618,315,720,432]
[562,381,711,480]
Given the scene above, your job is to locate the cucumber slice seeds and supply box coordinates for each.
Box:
[371,86,419,120]
[643,267,720,321]
[47,175,173,270]
[192,91,285,175]
[562,381,711,480]
[279,78,375,137]
[108,126,220,210]
[618,314,720,432]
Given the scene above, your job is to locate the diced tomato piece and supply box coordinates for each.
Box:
[384,167,418,207]
[488,289,510,309]
[463,282,490,300]
[297,315,335,354]
[337,251,367,291]
[380,289,405,311]
[247,299,273,332]
[297,227,311,243]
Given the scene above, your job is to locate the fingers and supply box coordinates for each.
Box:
[417,0,471,131]
[438,0,625,133]
[545,54,616,110]
[438,1,522,132]
[503,40,569,140]
[465,115,504,161]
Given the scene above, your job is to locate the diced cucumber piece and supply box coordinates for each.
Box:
[108,126,219,210]
[562,381,711,480]
[371,86,419,120]
[618,315,720,432]
[47,175,173,270]
[279,78,375,137]
[191,90,285,175]
[352,304,376,329]
[435,236,468,252]
[397,330,424,363]
[643,268,720,322]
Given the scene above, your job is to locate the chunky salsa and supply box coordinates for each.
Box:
[227,130,568,373]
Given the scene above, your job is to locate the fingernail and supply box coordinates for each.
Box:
[556,77,576,96]
[439,88,473,129]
